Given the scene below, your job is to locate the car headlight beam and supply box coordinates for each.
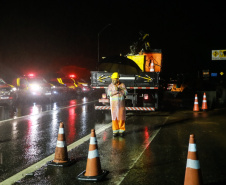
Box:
[30,84,41,91]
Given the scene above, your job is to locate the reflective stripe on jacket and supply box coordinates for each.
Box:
[107,82,127,120]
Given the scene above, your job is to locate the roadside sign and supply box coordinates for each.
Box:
[202,69,210,80]
[211,73,217,77]
[212,50,226,60]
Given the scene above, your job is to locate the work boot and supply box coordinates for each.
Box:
[113,133,118,137]
[119,132,125,137]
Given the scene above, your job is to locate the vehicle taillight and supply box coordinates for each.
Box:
[69,74,76,78]
[144,94,149,100]
[102,93,107,99]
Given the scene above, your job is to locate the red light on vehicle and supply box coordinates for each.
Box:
[144,94,149,100]
[28,73,35,77]
[69,74,76,78]
[102,93,107,99]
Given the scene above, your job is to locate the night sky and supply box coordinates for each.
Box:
[0,0,226,82]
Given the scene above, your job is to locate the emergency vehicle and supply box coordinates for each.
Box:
[91,32,162,111]
[53,75,91,95]
[0,77,17,107]
[12,74,52,102]
[48,80,69,100]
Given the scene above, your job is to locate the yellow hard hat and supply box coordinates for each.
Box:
[111,72,119,79]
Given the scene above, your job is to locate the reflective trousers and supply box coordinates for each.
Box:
[112,119,125,134]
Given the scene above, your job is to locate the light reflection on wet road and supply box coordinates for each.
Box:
[0,96,109,182]
[0,98,226,184]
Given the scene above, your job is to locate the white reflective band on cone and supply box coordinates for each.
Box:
[90,137,97,144]
[203,95,206,98]
[88,149,99,159]
[194,102,198,104]
[56,141,66,148]
[203,100,207,102]
[188,143,197,152]
[195,97,198,99]
[59,128,64,134]
[186,159,200,169]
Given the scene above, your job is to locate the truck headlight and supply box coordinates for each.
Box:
[30,84,41,91]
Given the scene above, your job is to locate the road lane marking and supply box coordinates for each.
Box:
[116,117,169,185]
[0,100,97,124]
[0,122,112,185]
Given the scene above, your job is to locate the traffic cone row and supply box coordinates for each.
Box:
[48,124,108,181]
[193,92,208,111]
[184,134,203,185]
[48,123,204,183]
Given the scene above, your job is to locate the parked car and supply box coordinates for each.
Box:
[0,77,17,107]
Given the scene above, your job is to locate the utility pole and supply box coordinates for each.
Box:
[98,24,111,62]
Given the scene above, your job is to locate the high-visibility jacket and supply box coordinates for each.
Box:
[107,82,128,121]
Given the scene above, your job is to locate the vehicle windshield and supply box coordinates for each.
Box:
[27,77,47,84]
[62,79,73,83]
[0,78,6,85]
[50,81,65,86]
[78,79,86,83]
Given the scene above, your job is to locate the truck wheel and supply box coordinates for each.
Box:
[155,92,159,110]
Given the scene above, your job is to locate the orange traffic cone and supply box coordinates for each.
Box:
[193,94,199,112]
[48,122,74,167]
[184,134,203,185]
[201,92,208,111]
[77,129,109,181]
[150,60,155,72]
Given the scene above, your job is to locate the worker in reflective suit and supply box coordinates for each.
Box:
[107,72,128,137]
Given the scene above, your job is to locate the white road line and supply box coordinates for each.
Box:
[116,117,169,185]
[0,100,97,124]
[0,122,112,185]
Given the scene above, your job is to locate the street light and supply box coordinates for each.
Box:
[98,24,111,62]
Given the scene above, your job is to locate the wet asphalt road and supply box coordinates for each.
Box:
[0,96,226,185]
